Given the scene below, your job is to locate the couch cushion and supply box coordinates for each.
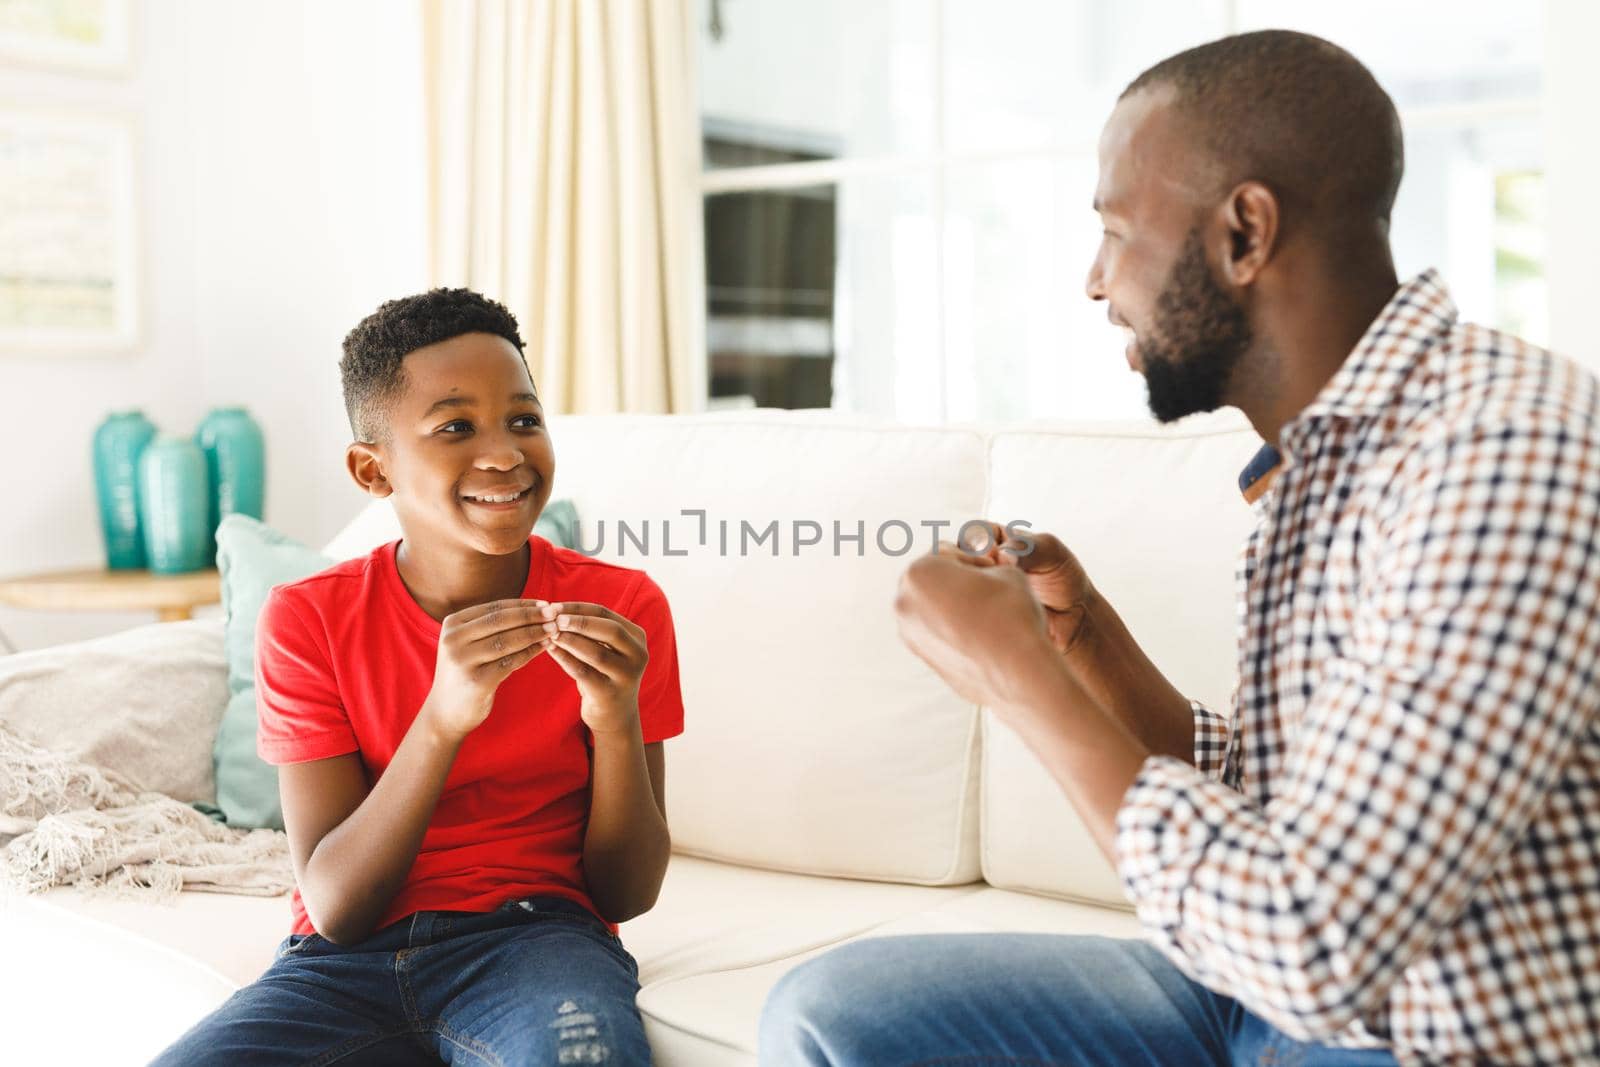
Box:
[318,495,401,561]
[542,413,988,884]
[12,856,1134,1067]
[626,858,1140,1067]
[38,885,291,988]
[23,857,983,1064]
[0,893,244,1065]
[979,410,1262,906]
[619,856,983,989]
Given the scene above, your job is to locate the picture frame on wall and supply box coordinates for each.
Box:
[0,0,132,74]
[0,109,140,355]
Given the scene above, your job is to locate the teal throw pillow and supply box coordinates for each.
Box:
[535,498,580,549]
[212,514,333,830]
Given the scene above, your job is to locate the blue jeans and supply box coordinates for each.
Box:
[150,896,650,1066]
[759,934,1400,1066]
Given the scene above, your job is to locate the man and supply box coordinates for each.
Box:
[759,30,1600,1067]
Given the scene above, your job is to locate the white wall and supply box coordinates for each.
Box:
[0,0,428,653]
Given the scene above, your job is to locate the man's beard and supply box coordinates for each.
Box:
[1138,228,1253,424]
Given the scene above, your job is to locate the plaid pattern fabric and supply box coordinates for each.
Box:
[1115,271,1600,1065]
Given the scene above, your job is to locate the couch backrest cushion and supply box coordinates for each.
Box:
[319,498,401,562]
[546,413,988,884]
[980,411,1261,907]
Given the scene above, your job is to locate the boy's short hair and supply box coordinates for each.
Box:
[340,288,530,444]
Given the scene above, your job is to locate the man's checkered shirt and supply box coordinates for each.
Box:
[1115,271,1600,1065]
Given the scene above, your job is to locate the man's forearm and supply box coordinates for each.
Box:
[1063,591,1196,765]
[999,649,1152,863]
[583,719,671,923]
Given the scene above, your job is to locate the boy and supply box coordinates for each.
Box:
[154,289,682,1066]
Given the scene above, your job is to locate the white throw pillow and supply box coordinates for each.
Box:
[0,618,228,827]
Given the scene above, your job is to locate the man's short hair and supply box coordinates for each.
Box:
[1123,29,1404,233]
[340,288,529,444]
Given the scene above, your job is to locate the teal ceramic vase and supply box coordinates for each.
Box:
[195,406,265,563]
[138,435,211,574]
[92,410,158,570]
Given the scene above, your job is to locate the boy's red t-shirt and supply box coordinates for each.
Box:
[254,533,685,937]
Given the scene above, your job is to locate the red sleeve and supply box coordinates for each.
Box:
[622,574,685,745]
[255,586,360,764]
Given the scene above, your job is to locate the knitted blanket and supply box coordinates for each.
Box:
[0,720,292,898]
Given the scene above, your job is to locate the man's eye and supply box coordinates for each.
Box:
[514,414,543,428]
[441,420,472,433]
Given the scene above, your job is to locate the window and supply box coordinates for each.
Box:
[698,0,1545,419]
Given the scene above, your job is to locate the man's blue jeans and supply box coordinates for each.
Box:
[759,934,1401,1066]
[150,896,649,1066]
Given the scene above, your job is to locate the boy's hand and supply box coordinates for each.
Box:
[541,602,649,736]
[422,599,551,743]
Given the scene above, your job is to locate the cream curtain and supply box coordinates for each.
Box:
[423,0,705,413]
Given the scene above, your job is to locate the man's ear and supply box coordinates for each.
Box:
[346,442,393,498]
[1216,180,1279,288]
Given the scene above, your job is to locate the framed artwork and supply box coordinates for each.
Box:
[0,109,139,354]
[0,0,132,74]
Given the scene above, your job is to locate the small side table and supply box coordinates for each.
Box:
[0,566,222,654]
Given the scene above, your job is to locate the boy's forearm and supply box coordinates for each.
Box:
[301,704,460,944]
[583,716,671,923]
[1063,591,1196,766]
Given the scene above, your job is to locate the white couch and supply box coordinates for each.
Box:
[3,410,1262,1065]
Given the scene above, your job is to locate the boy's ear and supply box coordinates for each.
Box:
[346,442,394,498]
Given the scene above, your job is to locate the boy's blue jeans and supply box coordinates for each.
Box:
[759,934,1402,1067]
[150,896,649,1066]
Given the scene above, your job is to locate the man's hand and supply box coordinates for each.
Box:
[893,552,1063,713]
[896,540,1153,867]
[1002,529,1098,657]
[541,602,649,736]
[937,523,1098,657]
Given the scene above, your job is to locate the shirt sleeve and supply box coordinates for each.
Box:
[255,586,360,764]
[1190,699,1232,784]
[1114,415,1600,1042]
[620,573,685,745]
